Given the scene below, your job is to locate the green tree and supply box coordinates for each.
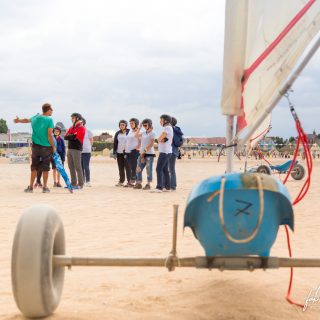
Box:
[288,136,296,143]
[0,118,8,134]
[270,136,286,149]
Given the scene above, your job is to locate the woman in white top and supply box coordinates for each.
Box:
[124,118,140,187]
[152,114,173,192]
[113,120,130,186]
[133,119,156,190]
[81,118,94,187]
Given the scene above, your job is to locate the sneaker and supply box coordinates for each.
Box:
[163,189,171,192]
[42,187,50,193]
[115,182,124,187]
[171,188,176,192]
[143,184,151,190]
[133,183,142,189]
[24,186,33,193]
[86,182,92,187]
[123,183,134,188]
[56,182,62,188]
[150,188,162,193]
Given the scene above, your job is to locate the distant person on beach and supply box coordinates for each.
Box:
[81,118,93,187]
[13,103,55,193]
[52,126,66,187]
[64,113,86,189]
[134,118,156,190]
[113,120,130,187]
[152,114,173,193]
[169,117,183,191]
[124,118,140,187]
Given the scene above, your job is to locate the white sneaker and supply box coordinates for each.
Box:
[115,182,124,187]
[86,182,92,187]
[150,189,162,193]
[163,189,171,192]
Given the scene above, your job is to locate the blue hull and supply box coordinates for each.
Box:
[184,173,294,257]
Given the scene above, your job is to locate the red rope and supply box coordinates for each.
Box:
[282,118,313,308]
[256,146,272,166]
[284,225,304,308]
[282,136,301,184]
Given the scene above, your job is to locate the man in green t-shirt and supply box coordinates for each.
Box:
[14,103,55,193]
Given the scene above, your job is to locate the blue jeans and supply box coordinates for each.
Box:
[127,150,140,183]
[136,155,154,183]
[81,153,91,183]
[168,153,177,190]
[156,153,171,190]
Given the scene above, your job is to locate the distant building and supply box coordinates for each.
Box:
[182,137,226,151]
[0,132,31,148]
[93,132,113,142]
[306,130,318,145]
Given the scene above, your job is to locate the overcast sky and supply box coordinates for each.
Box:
[1,0,319,137]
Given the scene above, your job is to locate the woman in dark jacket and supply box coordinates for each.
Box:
[113,120,130,186]
[64,113,86,189]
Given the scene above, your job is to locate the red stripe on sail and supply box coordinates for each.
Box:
[237,0,316,133]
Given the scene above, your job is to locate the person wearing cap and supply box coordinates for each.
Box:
[134,118,156,190]
[124,118,141,187]
[151,114,173,193]
[64,113,86,189]
[113,120,130,187]
[81,118,94,187]
[52,126,66,187]
[13,103,55,193]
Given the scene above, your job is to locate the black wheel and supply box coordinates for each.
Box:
[291,164,305,180]
[256,165,271,175]
[11,205,65,318]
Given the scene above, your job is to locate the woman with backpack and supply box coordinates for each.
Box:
[152,114,173,193]
[113,120,130,187]
[169,117,183,191]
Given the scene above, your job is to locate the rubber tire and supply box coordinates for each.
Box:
[11,205,65,318]
[291,163,305,180]
[256,165,271,175]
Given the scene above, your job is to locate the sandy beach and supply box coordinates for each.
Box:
[0,156,319,319]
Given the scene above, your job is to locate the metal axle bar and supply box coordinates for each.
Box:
[53,255,320,270]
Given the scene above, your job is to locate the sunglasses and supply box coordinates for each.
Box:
[143,124,148,127]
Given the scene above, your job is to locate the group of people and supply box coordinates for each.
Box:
[14,104,183,194]
[113,114,183,192]
[14,104,93,193]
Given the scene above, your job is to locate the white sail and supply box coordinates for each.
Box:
[221,0,320,146]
